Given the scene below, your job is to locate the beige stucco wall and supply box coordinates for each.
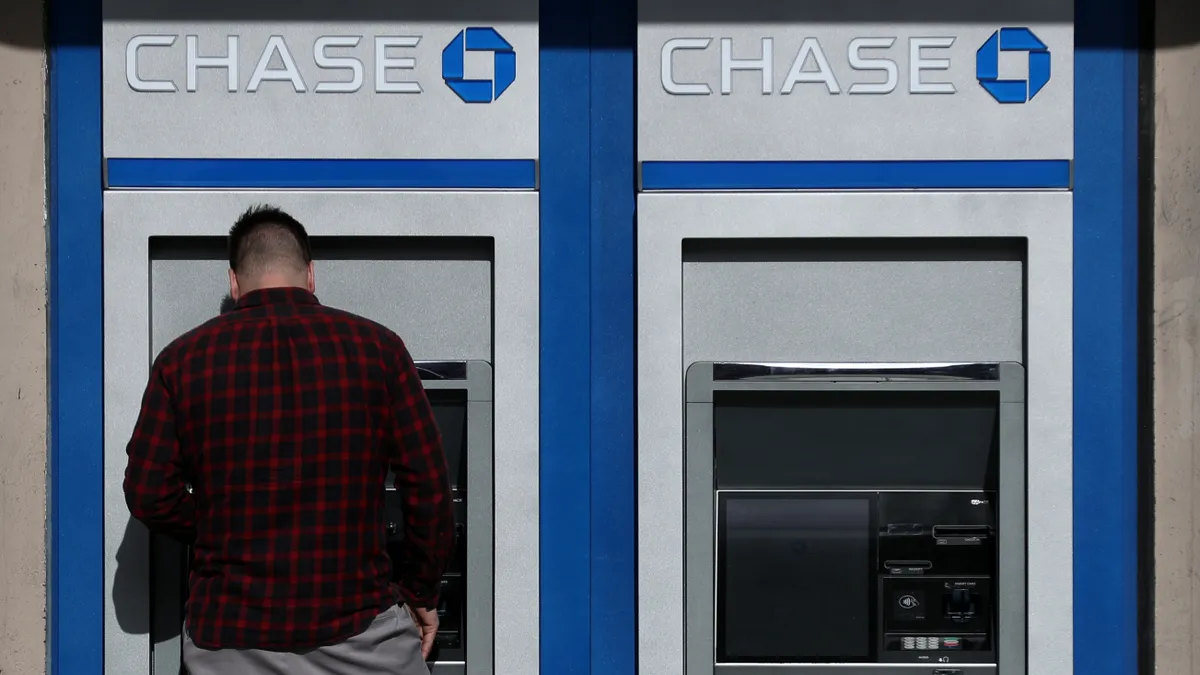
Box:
[1155,0,1200,670]
[0,0,47,673]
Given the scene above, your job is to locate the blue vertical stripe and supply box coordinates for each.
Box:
[1073,2,1142,674]
[588,0,636,673]
[48,0,105,674]
[539,1,593,673]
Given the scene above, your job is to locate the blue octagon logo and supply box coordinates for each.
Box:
[976,27,1050,104]
[442,27,516,104]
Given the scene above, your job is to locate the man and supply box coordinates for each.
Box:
[124,204,455,675]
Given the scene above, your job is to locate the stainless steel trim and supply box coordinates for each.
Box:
[710,658,993,667]
[415,360,469,381]
[711,362,999,382]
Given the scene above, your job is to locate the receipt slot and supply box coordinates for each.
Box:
[384,360,494,675]
[684,362,1026,675]
[103,191,539,675]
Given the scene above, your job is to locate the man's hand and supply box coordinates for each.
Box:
[406,604,439,659]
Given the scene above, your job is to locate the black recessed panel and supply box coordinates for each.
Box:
[714,391,999,490]
[718,493,874,663]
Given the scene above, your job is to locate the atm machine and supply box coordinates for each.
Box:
[144,236,496,675]
[103,192,539,675]
[633,192,1074,675]
[684,361,1025,675]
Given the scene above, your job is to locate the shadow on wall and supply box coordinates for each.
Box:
[112,517,152,636]
[10,0,1187,49]
[110,293,232,649]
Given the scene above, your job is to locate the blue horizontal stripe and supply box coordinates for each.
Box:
[106,158,538,190]
[641,160,1072,191]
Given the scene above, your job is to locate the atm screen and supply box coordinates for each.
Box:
[428,393,468,492]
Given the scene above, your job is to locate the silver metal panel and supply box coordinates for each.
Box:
[151,257,492,361]
[104,191,539,675]
[682,259,1023,365]
[636,191,1073,675]
[465,387,494,675]
[422,361,494,675]
[103,0,539,159]
[997,363,1028,675]
[685,400,716,675]
[714,666,995,675]
[637,0,1073,161]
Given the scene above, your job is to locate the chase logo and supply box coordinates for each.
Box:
[442,27,516,104]
[976,27,1051,104]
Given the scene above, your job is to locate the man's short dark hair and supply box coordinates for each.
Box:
[227,205,313,276]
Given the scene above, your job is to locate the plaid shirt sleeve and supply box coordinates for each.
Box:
[124,353,196,545]
[386,336,456,609]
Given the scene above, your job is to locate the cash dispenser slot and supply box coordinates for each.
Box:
[686,361,1025,675]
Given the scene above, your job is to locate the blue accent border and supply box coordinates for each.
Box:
[588,0,637,673]
[106,158,538,190]
[48,0,105,673]
[539,1,593,673]
[1074,2,1141,674]
[641,160,1072,191]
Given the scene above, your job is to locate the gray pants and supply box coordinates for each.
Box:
[183,605,430,675]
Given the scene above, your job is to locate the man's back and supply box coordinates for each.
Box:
[124,287,455,652]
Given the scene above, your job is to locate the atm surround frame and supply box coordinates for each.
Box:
[102,190,540,675]
[684,361,1027,675]
[407,359,495,675]
[635,191,1073,675]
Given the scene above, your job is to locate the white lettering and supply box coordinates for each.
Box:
[909,36,956,94]
[374,36,421,94]
[185,35,238,93]
[247,36,307,92]
[720,37,772,95]
[313,36,364,93]
[847,37,898,94]
[780,37,839,94]
[662,35,962,96]
[660,38,712,95]
[126,35,177,92]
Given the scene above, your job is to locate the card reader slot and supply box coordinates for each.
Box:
[931,525,990,538]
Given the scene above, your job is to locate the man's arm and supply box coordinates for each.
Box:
[123,356,196,544]
[387,338,456,609]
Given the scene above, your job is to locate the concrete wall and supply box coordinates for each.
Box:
[0,0,47,673]
[1154,0,1200,671]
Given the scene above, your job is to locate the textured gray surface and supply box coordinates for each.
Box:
[1153,3,1200,670]
[103,0,539,159]
[151,257,492,361]
[683,259,1022,364]
[0,2,48,672]
[104,190,539,675]
[637,0,1073,161]
[636,191,1073,675]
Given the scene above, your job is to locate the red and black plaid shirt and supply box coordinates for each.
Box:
[123,287,455,651]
